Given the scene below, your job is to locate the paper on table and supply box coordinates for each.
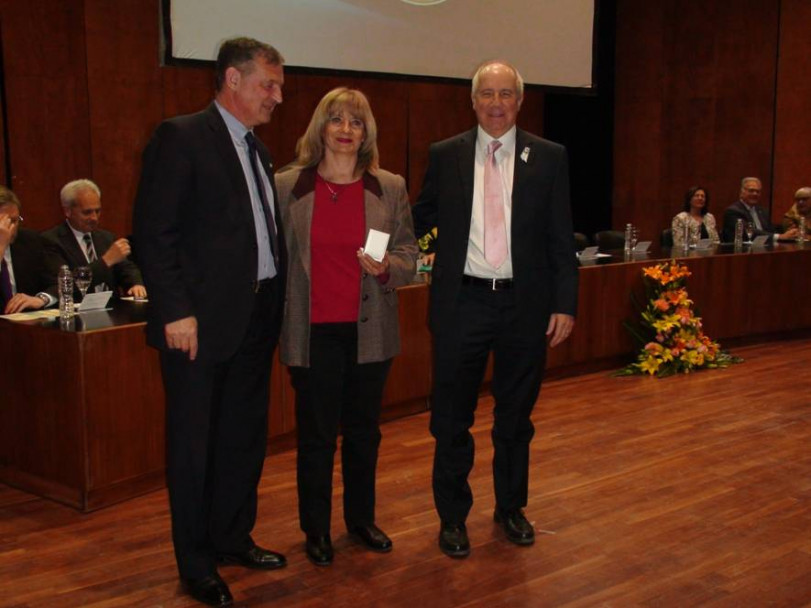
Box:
[1,309,61,321]
[77,291,113,313]
[363,229,390,262]
[578,246,611,260]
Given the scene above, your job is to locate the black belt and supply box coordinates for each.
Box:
[252,277,275,293]
[462,275,514,291]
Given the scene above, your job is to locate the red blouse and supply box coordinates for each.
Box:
[310,175,365,323]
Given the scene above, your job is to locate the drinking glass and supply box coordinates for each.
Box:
[745,221,755,244]
[74,266,92,301]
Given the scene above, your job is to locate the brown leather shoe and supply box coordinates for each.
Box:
[217,545,287,570]
[182,574,233,607]
[494,508,535,545]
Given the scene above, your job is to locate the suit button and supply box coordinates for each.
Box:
[362,294,369,301]
[360,317,368,323]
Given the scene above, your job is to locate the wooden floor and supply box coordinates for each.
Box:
[3,339,811,607]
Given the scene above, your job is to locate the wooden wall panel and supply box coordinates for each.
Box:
[612,0,665,234]
[772,0,811,225]
[0,0,91,229]
[84,0,163,238]
[613,0,779,243]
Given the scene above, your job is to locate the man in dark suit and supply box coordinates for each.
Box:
[133,37,287,607]
[413,60,579,559]
[42,179,146,298]
[0,186,56,314]
[721,177,797,243]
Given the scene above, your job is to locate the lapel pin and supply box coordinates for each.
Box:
[521,146,530,163]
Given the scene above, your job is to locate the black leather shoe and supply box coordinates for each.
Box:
[494,508,535,545]
[182,574,233,607]
[217,545,287,570]
[348,523,393,552]
[438,521,470,558]
[305,534,333,566]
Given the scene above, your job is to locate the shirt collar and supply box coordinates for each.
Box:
[477,125,516,153]
[66,220,90,242]
[215,100,251,144]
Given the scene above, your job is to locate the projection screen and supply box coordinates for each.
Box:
[167,0,596,89]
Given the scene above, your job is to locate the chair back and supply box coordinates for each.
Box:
[594,230,625,250]
[573,232,589,252]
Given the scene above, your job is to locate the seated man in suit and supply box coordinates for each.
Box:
[721,177,798,243]
[0,186,57,314]
[42,179,147,298]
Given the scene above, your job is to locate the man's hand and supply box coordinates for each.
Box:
[165,316,198,361]
[101,238,132,267]
[546,313,575,348]
[127,284,148,299]
[779,227,799,241]
[3,293,45,315]
[357,250,390,277]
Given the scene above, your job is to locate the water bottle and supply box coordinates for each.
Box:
[682,222,690,251]
[624,223,632,253]
[734,218,744,249]
[799,216,807,243]
[58,265,74,319]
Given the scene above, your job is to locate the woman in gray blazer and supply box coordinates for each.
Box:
[275,88,417,566]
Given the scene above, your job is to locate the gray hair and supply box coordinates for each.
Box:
[740,177,762,190]
[471,60,524,100]
[60,179,101,209]
[794,187,811,199]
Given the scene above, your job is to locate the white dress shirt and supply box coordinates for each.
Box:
[465,125,516,279]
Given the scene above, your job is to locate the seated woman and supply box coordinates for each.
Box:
[671,186,719,247]
[782,187,811,232]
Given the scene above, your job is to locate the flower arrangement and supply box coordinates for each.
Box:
[616,260,742,377]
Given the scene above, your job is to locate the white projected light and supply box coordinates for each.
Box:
[169,0,595,88]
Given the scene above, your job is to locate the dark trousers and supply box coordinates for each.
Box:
[289,323,392,536]
[430,284,546,524]
[160,281,280,580]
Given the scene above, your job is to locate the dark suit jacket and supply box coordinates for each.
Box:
[721,200,776,242]
[133,102,286,363]
[8,228,56,298]
[41,222,143,293]
[413,127,578,337]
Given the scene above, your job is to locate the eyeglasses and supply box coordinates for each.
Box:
[327,115,364,131]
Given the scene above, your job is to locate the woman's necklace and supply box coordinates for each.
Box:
[322,179,344,202]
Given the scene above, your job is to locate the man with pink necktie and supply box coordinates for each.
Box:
[413,60,578,558]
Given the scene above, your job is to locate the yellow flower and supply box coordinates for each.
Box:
[638,356,661,375]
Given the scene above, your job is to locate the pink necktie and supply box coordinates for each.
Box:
[484,140,507,268]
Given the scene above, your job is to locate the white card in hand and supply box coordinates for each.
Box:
[363,229,390,262]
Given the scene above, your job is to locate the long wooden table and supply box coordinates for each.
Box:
[2,244,809,510]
